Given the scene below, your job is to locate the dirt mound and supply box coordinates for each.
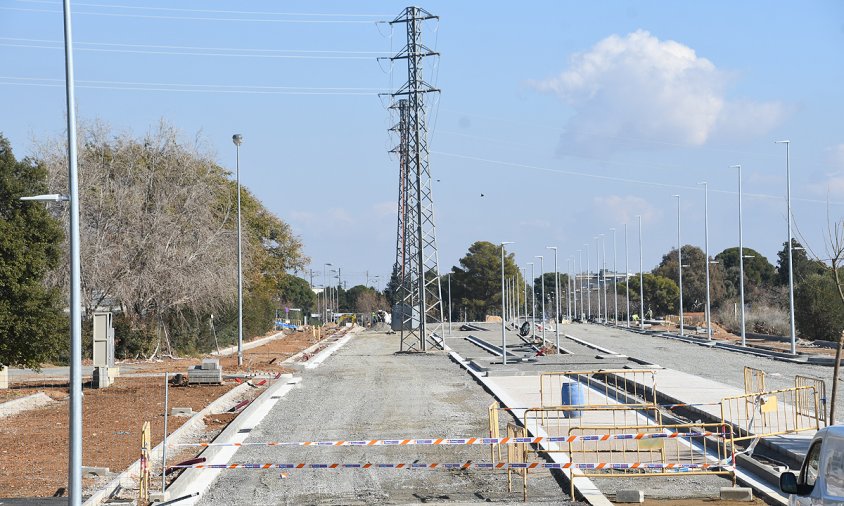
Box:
[367,321,393,332]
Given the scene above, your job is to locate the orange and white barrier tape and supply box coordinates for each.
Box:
[171,461,730,471]
[175,431,727,448]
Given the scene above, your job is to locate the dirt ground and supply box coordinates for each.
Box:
[0,326,335,499]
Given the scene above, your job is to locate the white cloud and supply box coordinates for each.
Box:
[531,30,785,152]
[593,195,659,225]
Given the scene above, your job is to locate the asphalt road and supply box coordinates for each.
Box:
[198,330,579,505]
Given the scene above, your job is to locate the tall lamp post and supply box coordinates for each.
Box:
[522,267,528,325]
[232,134,244,366]
[776,140,797,355]
[610,228,618,325]
[699,182,712,340]
[600,234,608,322]
[23,2,85,502]
[637,215,645,329]
[527,262,536,338]
[594,238,602,322]
[577,250,584,320]
[570,256,577,321]
[500,242,513,363]
[585,244,591,320]
[323,262,332,323]
[447,272,452,336]
[535,255,546,345]
[673,195,684,336]
[624,223,630,327]
[731,164,747,346]
[547,246,560,352]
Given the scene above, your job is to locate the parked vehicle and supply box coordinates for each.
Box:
[780,425,844,505]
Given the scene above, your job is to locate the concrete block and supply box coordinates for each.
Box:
[720,487,753,501]
[171,407,193,416]
[615,489,644,503]
[0,366,8,389]
[188,367,222,384]
[93,366,113,388]
[81,466,109,478]
[201,358,220,370]
[149,491,170,503]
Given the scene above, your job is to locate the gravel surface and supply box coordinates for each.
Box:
[565,324,842,423]
[199,331,581,505]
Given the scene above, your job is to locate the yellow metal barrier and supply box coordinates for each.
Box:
[540,369,657,409]
[565,423,735,499]
[795,375,827,426]
[138,421,151,506]
[506,422,528,502]
[721,386,820,442]
[743,366,766,394]
[488,401,502,464]
[523,405,663,442]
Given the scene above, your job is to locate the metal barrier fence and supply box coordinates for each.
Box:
[506,422,528,502]
[488,401,502,464]
[743,366,766,394]
[539,369,657,409]
[523,405,663,441]
[795,375,827,426]
[721,386,820,442]
[564,423,735,498]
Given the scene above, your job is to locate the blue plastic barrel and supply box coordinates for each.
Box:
[561,381,585,418]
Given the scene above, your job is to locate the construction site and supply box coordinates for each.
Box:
[1,317,838,505]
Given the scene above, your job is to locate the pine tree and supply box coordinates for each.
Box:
[0,134,66,369]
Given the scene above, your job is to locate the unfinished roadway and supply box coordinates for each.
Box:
[172,320,839,505]
[193,329,579,505]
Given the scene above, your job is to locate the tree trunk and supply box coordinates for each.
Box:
[831,331,843,424]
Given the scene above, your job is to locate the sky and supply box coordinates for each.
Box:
[2,1,844,290]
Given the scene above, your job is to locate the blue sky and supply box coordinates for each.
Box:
[2,1,844,288]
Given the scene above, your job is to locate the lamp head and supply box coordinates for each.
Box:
[730,164,741,169]
[232,134,243,146]
[774,140,790,144]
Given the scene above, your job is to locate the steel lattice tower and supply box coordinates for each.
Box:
[388,6,443,352]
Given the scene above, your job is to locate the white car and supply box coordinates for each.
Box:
[780,425,844,505]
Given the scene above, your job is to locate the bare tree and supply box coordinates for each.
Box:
[37,120,276,356]
[825,216,844,422]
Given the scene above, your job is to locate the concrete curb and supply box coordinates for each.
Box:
[164,376,302,505]
[0,392,54,419]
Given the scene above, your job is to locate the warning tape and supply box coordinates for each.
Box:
[175,431,727,448]
[171,461,730,471]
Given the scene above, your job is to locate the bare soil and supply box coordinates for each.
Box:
[0,326,333,499]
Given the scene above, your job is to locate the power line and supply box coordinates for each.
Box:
[0,42,381,60]
[0,77,385,95]
[432,150,844,206]
[0,5,383,24]
[14,0,391,18]
[0,37,391,55]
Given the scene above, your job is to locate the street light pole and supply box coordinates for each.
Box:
[585,244,591,320]
[601,234,608,323]
[776,140,797,355]
[624,223,630,327]
[732,164,747,347]
[522,267,528,325]
[232,134,244,366]
[673,195,684,337]
[536,255,546,345]
[323,262,332,324]
[699,182,712,340]
[447,272,452,336]
[547,246,560,352]
[637,215,645,330]
[577,250,584,320]
[610,229,618,325]
[60,1,81,501]
[528,262,536,339]
[501,242,509,359]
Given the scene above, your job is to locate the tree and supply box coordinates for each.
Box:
[277,274,317,317]
[653,245,727,311]
[450,241,523,321]
[794,273,844,342]
[621,273,679,317]
[715,247,777,302]
[776,239,827,285]
[37,120,306,356]
[0,134,66,369]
